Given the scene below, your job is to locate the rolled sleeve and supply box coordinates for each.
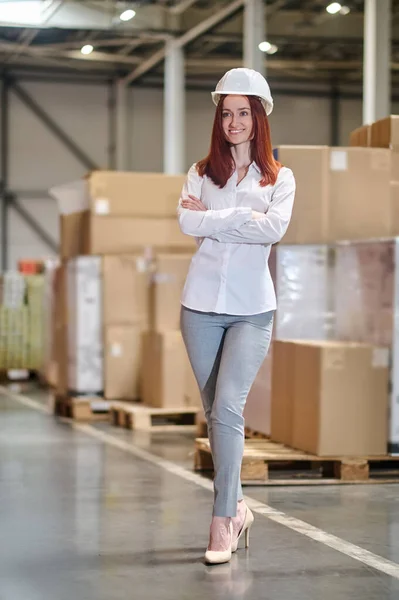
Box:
[210,168,296,245]
[177,164,252,237]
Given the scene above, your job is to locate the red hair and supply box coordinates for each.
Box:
[197,95,280,188]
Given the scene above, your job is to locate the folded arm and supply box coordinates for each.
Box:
[209,168,296,245]
[177,164,252,237]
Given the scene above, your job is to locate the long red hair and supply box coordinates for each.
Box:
[197,95,280,188]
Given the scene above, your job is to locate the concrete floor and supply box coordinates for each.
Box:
[2,386,399,599]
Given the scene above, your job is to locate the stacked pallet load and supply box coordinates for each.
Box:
[196,130,399,483]
[332,115,399,453]
[269,142,394,455]
[0,270,45,376]
[269,141,395,478]
[50,170,196,421]
[111,253,201,431]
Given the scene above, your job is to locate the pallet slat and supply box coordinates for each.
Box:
[194,438,399,485]
[54,395,110,422]
[110,402,199,432]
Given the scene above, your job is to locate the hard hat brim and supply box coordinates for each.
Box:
[211,91,273,116]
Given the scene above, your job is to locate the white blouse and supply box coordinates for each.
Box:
[177,162,296,315]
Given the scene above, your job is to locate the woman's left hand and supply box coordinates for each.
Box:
[181,195,207,211]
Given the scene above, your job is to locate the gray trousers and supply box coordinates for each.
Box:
[180,306,274,517]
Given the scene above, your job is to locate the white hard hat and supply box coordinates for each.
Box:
[211,68,273,116]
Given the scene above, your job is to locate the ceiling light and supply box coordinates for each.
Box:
[258,41,278,55]
[120,9,136,21]
[340,5,350,15]
[267,44,279,55]
[81,44,94,55]
[326,2,342,14]
[259,41,271,52]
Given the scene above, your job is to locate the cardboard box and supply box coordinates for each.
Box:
[66,257,103,394]
[60,211,90,259]
[392,183,399,234]
[150,253,192,331]
[89,216,193,254]
[275,146,330,245]
[329,147,391,241]
[276,146,393,244]
[60,213,194,258]
[185,361,202,409]
[370,116,399,150]
[142,331,191,408]
[270,340,296,446]
[104,325,142,400]
[88,171,186,217]
[349,125,370,147]
[244,350,273,437]
[103,255,149,327]
[391,151,399,183]
[276,340,389,456]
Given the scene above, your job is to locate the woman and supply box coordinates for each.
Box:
[177,68,295,565]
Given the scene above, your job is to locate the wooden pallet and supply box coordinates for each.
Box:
[194,438,399,485]
[54,395,110,422]
[196,417,208,438]
[245,426,268,440]
[0,369,36,383]
[110,401,198,432]
[195,418,268,441]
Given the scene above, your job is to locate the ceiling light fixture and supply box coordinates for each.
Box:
[258,41,278,55]
[340,5,351,15]
[120,9,136,21]
[326,2,342,14]
[267,44,279,55]
[81,44,94,55]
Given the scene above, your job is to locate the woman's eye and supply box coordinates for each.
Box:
[240,111,249,117]
[222,112,231,118]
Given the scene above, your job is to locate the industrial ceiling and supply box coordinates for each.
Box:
[0,0,398,88]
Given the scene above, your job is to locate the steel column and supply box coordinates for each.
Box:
[363,0,392,124]
[108,78,117,170]
[330,85,340,146]
[244,0,265,75]
[1,75,9,272]
[164,41,185,174]
[115,79,129,171]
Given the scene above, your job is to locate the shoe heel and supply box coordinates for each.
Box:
[245,526,251,549]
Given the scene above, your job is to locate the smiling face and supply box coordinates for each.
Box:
[221,95,253,145]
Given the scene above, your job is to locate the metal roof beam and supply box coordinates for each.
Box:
[121,0,245,85]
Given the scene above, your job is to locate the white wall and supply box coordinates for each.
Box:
[0,80,363,269]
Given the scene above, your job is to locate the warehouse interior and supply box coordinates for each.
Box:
[2,0,399,598]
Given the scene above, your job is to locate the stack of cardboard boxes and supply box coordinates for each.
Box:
[263,118,399,456]
[57,172,194,258]
[51,171,197,405]
[142,253,201,409]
